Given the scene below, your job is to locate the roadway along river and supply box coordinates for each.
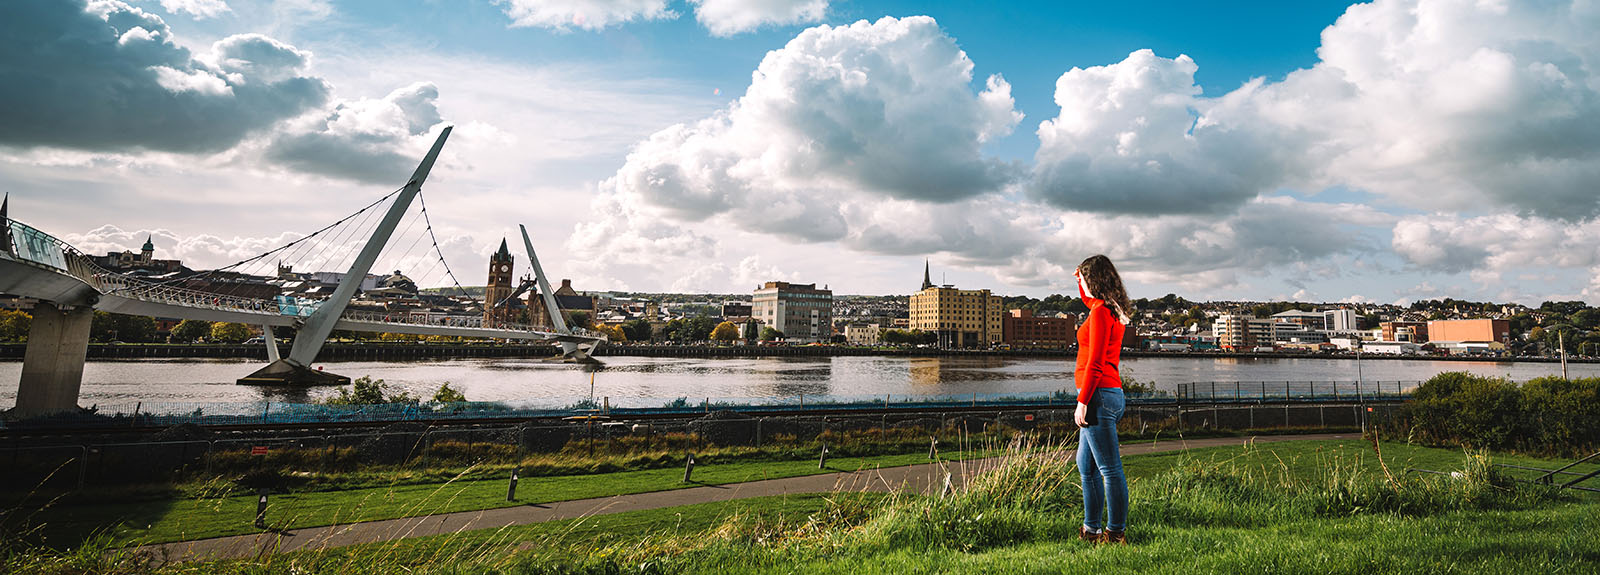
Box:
[1,355,1594,411]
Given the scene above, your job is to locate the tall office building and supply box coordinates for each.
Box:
[752,281,833,342]
[1324,308,1360,331]
[910,263,1003,348]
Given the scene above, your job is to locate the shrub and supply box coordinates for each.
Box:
[323,376,418,405]
[431,382,467,404]
[1386,372,1599,456]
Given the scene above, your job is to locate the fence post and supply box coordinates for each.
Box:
[929,436,938,459]
[506,467,519,501]
[78,445,90,489]
[255,488,269,529]
[819,442,829,469]
[683,453,695,482]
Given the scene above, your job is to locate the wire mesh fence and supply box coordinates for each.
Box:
[6,381,1419,431]
[0,399,1390,491]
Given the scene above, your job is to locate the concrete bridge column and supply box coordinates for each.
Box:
[13,302,93,416]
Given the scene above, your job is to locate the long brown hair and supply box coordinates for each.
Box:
[1078,255,1133,322]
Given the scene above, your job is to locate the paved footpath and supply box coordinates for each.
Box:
[135,433,1354,564]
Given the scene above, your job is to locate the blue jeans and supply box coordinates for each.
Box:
[1078,387,1127,531]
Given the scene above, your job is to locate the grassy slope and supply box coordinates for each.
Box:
[764,504,1598,575]
[10,440,1598,574]
[23,451,980,547]
[17,439,1596,551]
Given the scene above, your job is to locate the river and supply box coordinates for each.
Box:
[1,355,1592,411]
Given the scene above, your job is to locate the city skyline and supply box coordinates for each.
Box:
[4,0,1599,306]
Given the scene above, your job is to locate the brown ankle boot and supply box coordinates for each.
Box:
[1104,529,1126,544]
[1079,526,1105,543]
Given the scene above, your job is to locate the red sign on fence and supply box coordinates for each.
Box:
[1024,414,1034,422]
[250,446,269,456]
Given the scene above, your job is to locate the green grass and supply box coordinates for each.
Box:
[15,450,986,548]
[19,437,1594,549]
[6,438,1597,575]
[725,504,1598,574]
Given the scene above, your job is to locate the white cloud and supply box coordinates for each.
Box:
[160,0,231,19]
[1032,0,1600,219]
[0,0,328,153]
[670,255,795,292]
[153,66,233,96]
[265,82,450,183]
[601,16,1019,230]
[65,225,303,270]
[1218,0,1600,218]
[1030,49,1300,215]
[689,0,826,36]
[568,16,1032,289]
[569,16,1417,295]
[496,0,675,32]
[1391,213,1600,274]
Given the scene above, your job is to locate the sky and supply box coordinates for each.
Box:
[3,0,1600,305]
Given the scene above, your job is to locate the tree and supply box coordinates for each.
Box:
[622,319,654,342]
[683,315,718,341]
[431,382,467,404]
[759,326,785,341]
[658,318,685,342]
[170,319,212,343]
[1573,309,1600,330]
[210,322,252,343]
[711,321,740,342]
[0,309,30,342]
[592,324,627,342]
[568,311,591,328]
[90,312,158,343]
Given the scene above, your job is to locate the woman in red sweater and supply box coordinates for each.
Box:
[1073,255,1132,544]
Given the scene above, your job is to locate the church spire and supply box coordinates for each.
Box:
[921,259,934,291]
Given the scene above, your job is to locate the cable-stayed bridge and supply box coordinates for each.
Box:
[1,128,605,416]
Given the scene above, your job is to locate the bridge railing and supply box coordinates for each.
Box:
[336,309,603,339]
[3,215,606,341]
[93,270,285,316]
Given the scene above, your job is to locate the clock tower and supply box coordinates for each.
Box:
[484,239,515,326]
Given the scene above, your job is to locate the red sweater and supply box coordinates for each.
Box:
[1074,292,1125,405]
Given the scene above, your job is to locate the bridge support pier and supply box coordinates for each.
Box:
[12,302,92,416]
[238,358,350,386]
